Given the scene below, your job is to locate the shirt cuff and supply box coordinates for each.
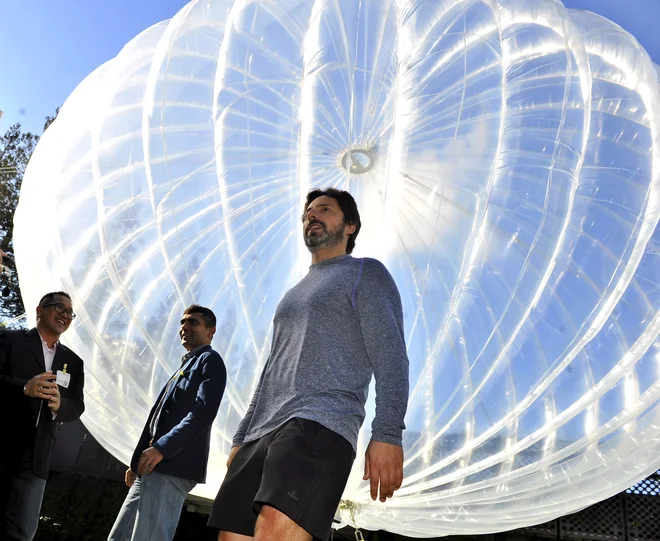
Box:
[371,432,403,447]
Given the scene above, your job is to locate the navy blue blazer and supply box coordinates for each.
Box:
[130,345,226,483]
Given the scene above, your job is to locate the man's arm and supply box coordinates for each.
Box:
[355,260,409,445]
[0,331,29,390]
[231,361,267,448]
[224,367,266,469]
[52,352,85,422]
[354,260,410,501]
[152,352,227,460]
[131,419,156,475]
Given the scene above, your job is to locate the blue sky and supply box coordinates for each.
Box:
[0,0,188,134]
[0,0,658,135]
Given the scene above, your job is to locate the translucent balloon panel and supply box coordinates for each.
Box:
[14,0,660,536]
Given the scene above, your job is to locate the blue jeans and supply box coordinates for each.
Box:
[107,471,196,541]
[1,449,47,541]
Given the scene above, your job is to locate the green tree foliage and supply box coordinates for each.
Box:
[0,109,58,327]
[0,123,38,326]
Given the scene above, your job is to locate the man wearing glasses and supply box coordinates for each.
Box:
[0,289,85,541]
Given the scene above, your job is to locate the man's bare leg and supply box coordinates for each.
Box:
[254,505,312,541]
[219,532,253,541]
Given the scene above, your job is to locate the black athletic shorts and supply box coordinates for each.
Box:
[207,418,355,541]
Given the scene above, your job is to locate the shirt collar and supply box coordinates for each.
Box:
[309,253,352,269]
[181,344,211,364]
[37,330,59,350]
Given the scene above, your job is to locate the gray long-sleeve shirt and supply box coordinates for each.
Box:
[233,254,409,451]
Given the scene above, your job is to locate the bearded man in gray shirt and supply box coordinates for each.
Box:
[208,188,410,541]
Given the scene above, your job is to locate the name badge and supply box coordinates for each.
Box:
[56,370,71,388]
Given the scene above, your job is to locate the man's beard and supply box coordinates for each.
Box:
[304,221,345,252]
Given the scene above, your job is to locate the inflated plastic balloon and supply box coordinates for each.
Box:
[14,0,660,535]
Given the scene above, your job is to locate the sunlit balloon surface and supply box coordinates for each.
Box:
[14,0,660,536]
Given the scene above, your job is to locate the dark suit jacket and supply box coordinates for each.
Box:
[130,345,226,483]
[0,328,85,479]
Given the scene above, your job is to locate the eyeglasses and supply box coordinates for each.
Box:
[41,303,77,320]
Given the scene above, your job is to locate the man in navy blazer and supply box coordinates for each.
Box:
[0,290,85,541]
[108,304,227,541]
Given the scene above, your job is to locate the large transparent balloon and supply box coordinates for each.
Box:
[13,0,660,536]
